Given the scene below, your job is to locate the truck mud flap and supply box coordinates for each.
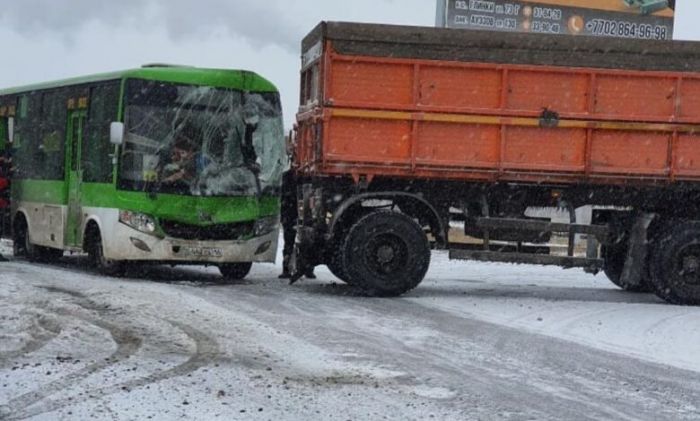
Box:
[620,213,655,288]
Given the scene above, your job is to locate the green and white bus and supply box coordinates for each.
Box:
[0,66,287,280]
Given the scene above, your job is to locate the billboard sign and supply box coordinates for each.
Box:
[436,0,675,40]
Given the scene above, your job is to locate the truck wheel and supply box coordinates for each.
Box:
[327,239,353,284]
[86,227,124,276]
[342,211,430,297]
[219,262,252,281]
[649,221,700,305]
[601,244,652,292]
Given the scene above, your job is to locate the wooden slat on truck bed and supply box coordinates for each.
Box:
[303,21,700,72]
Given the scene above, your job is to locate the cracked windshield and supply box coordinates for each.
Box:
[120,79,286,197]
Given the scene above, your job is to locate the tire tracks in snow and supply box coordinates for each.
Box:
[0,315,62,369]
[0,286,221,421]
[221,283,700,420]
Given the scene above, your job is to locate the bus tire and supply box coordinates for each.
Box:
[219,262,252,281]
[649,221,700,305]
[85,227,124,277]
[11,215,60,263]
[12,215,34,260]
[601,244,652,293]
[342,211,430,297]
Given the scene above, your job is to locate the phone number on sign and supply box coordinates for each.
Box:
[585,19,669,40]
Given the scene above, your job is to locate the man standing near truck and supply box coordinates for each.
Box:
[278,168,315,279]
[278,133,314,280]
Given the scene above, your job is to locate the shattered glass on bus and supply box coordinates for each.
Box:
[119,79,286,197]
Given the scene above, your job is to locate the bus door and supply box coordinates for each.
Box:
[65,110,86,247]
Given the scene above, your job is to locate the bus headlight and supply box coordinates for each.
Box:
[119,210,157,234]
[254,216,279,237]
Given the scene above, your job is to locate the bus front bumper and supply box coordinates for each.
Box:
[104,223,279,264]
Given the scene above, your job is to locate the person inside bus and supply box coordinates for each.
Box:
[161,137,198,185]
[161,124,210,188]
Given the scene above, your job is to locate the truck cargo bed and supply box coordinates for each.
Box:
[297,22,700,186]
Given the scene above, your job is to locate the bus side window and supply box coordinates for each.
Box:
[40,90,67,180]
[13,93,42,179]
[83,82,120,184]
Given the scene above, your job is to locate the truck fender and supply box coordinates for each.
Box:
[620,213,656,288]
[328,192,447,248]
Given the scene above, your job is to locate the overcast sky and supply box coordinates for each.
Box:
[1,0,699,128]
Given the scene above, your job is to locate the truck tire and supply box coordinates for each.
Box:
[649,221,700,305]
[601,244,652,293]
[327,246,353,284]
[342,211,430,297]
[219,262,252,281]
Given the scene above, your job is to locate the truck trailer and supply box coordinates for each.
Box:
[292,21,700,305]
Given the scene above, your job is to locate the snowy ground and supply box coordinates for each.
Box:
[1,239,700,420]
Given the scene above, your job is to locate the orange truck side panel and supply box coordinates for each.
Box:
[416,122,500,168]
[594,75,676,120]
[503,127,586,172]
[418,66,502,110]
[298,42,700,186]
[507,71,589,114]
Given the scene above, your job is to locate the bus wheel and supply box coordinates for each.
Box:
[85,227,124,277]
[13,216,33,259]
[649,221,700,305]
[218,262,252,282]
[342,211,430,297]
[601,244,652,292]
[11,215,58,262]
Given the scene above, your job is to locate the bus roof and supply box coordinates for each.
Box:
[0,66,279,96]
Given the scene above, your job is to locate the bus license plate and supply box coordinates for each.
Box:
[182,247,223,258]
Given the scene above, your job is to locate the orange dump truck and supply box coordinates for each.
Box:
[292,21,700,305]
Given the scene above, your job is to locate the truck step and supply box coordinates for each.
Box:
[473,217,609,239]
[449,249,604,270]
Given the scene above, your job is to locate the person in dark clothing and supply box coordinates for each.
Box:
[278,169,315,279]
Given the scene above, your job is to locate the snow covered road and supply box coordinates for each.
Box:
[1,247,700,420]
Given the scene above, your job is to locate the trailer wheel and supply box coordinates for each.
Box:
[649,221,700,305]
[86,226,124,277]
[601,244,652,292]
[219,262,252,281]
[342,211,430,297]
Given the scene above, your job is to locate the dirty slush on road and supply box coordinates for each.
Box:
[0,258,469,421]
[2,251,700,420]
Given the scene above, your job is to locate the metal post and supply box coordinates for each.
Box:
[435,0,447,28]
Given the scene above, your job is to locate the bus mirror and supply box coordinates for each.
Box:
[7,117,14,144]
[110,122,124,145]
